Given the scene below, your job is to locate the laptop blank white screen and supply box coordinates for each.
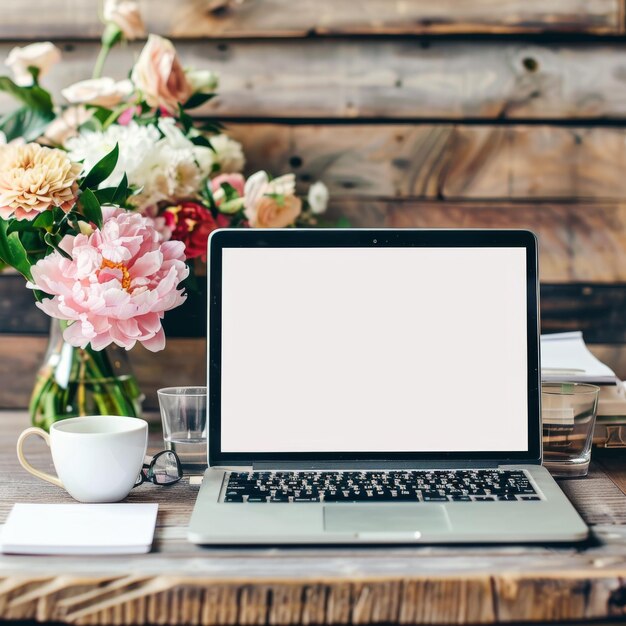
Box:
[220,247,528,453]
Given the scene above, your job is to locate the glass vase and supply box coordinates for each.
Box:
[29,320,144,431]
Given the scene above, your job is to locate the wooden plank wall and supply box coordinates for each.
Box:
[1,0,626,409]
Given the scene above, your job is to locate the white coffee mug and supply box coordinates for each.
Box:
[17,415,148,503]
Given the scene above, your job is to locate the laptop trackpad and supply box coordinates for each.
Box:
[324,505,449,534]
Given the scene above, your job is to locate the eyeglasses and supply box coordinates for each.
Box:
[134,450,183,487]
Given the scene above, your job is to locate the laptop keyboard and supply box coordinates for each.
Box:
[223,469,540,503]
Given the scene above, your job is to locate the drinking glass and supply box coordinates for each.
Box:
[157,387,207,469]
[542,382,600,478]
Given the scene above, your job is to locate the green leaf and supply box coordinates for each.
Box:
[112,173,129,205]
[6,219,34,234]
[78,188,103,228]
[190,135,212,149]
[202,179,217,211]
[0,76,53,112]
[198,119,224,134]
[91,107,113,124]
[44,232,71,260]
[183,92,215,110]
[177,108,194,134]
[0,106,54,142]
[81,143,119,190]
[27,66,41,85]
[221,182,239,201]
[93,187,116,205]
[33,211,55,231]
[0,220,32,280]
[95,173,129,206]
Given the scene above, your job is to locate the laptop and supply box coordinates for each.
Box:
[188,228,588,544]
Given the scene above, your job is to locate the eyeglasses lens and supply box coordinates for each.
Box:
[152,451,181,485]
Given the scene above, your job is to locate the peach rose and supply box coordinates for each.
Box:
[131,35,193,114]
[249,195,302,229]
[62,77,133,108]
[103,0,145,40]
[5,42,61,86]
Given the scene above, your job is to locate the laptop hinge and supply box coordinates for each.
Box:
[252,460,515,470]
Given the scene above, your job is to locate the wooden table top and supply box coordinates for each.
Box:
[2,411,626,625]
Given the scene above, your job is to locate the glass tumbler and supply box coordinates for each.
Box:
[157,386,207,470]
[542,382,600,478]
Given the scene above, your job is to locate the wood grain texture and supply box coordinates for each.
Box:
[3,411,626,625]
[222,124,626,201]
[0,0,620,38]
[328,201,626,283]
[6,41,626,120]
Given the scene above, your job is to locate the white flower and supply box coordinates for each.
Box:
[307,181,329,214]
[103,0,145,40]
[66,122,161,189]
[157,117,194,150]
[267,173,296,197]
[67,119,211,210]
[62,77,133,108]
[5,42,61,86]
[186,69,219,94]
[243,170,269,212]
[132,143,203,208]
[208,135,245,174]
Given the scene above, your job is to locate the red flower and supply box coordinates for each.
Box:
[162,202,228,260]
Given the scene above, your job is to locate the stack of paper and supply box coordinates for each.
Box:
[541,332,626,447]
[541,331,618,384]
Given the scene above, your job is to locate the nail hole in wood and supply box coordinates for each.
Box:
[522,57,539,72]
[210,5,231,17]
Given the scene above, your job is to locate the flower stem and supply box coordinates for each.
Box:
[93,22,122,79]
[92,43,110,79]
[77,348,88,416]
[30,320,142,429]
[102,104,129,130]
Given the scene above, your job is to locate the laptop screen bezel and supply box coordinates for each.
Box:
[208,229,541,466]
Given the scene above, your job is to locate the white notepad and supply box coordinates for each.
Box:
[0,503,158,555]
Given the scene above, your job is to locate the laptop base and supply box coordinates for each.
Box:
[188,465,588,545]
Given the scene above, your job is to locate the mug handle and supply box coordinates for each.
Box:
[16,427,63,488]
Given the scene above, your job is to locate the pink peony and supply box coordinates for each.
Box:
[30,207,188,352]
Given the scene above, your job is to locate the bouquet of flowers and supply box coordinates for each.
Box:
[0,0,329,428]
